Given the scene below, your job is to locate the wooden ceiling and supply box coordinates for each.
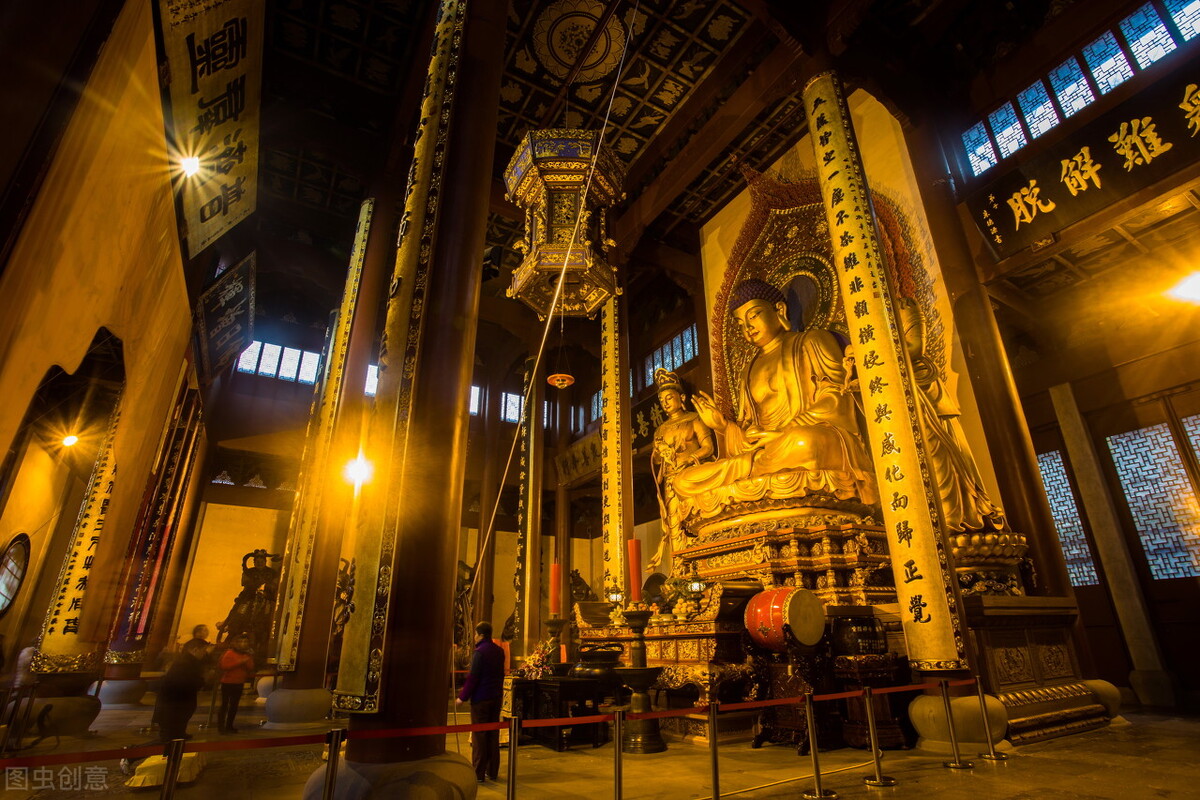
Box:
[244,0,1082,335]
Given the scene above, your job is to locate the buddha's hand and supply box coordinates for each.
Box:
[743,425,764,445]
[692,391,727,432]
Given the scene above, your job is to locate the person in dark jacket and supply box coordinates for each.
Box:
[456,621,506,782]
[154,639,209,742]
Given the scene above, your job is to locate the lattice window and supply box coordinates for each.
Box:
[469,385,481,415]
[501,391,524,424]
[591,390,602,423]
[643,324,699,388]
[1048,57,1096,117]
[1164,0,1200,41]
[364,364,379,397]
[1120,3,1178,68]
[961,121,997,176]
[1106,423,1200,579]
[988,102,1028,158]
[1036,451,1101,586]
[1018,80,1060,139]
[1083,31,1134,94]
[277,347,302,381]
[237,341,262,373]
[297,351,321,385]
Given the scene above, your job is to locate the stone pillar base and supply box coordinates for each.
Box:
[96,678,148,707]
[908,693,1010,754]
[303,752,476,800]
[264,687,333,728]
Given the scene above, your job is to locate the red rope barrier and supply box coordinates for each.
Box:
[873,681,939,695]
[345,721,507,740]
[186,733,327,752]
[948,678,977,687]
[522,713,613,728]
[719,696,803,712]
[811,689,864,702]
[0,744,162,769]
[625,706,708,721]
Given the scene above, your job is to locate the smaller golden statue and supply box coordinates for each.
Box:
[646,368,716,573]
[897,298,1005,533]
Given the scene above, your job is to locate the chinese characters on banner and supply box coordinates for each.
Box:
[158,0,263,257]
[36,404,121,672]
[804,71,967,672]
[967,70,1200,258]
[194,251,255,381]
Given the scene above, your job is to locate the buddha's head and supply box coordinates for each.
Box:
[728,279,789,348]
[654,368,687,415]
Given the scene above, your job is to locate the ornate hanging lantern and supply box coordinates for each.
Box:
[503,129,625,318]
[546,373,575,389]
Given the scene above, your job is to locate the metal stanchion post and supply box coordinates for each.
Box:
[940,679,973,770]
[860,687,897,788]
[201,683,219,730]
[802,692,837,800]
[159,738,186,800]
[323,728,345,800]
[613,709,624,800]
[506,716,520,800]
[973,675,1007,761]
[708,701,720,800]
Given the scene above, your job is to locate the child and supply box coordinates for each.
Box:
[217,635,254,734]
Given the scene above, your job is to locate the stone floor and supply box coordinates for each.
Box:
[3,694,1199,798]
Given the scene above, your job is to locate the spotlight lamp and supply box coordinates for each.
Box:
[61,434,79,447]
[180,156,201,177]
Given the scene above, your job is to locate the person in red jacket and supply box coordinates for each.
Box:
[218,635,255,734]
[456,621,506,783]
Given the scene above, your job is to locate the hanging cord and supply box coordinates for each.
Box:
[468,0,644,603]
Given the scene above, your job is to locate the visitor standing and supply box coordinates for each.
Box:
[155,639,209,742]
[456,621,505,783]
[217,635,254,734]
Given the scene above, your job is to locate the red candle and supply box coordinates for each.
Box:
[627,539,642,603]
[550,561,562,617]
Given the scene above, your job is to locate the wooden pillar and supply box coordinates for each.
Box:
[472,379,503,627]
[346,0,506,763]
[554,385,573,651]
[517,358,545,657]
[902,115,1073,597]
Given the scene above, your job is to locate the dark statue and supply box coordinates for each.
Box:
[218,549,281,657]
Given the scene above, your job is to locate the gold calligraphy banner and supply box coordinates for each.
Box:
[333,0,464,713]
[274,200,372,671]
[35,400,122,673]
[599,295,632,597]
[804,71,967,672]
[158,0,263,257]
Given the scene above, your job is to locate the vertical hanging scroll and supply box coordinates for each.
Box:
[35,399,122,674]
[599,294,633,597]
[274,199,372,671]
[803,71,967,671]
[157,0,264,257]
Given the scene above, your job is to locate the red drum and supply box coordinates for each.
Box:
[744,587,825,651]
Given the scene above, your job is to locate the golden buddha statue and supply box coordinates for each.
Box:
[646,368,716,572]
[898,298,1005,532]
[677,279,878,523]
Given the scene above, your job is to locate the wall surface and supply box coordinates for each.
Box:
[0,0,192,643]
[175,503,286,648]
